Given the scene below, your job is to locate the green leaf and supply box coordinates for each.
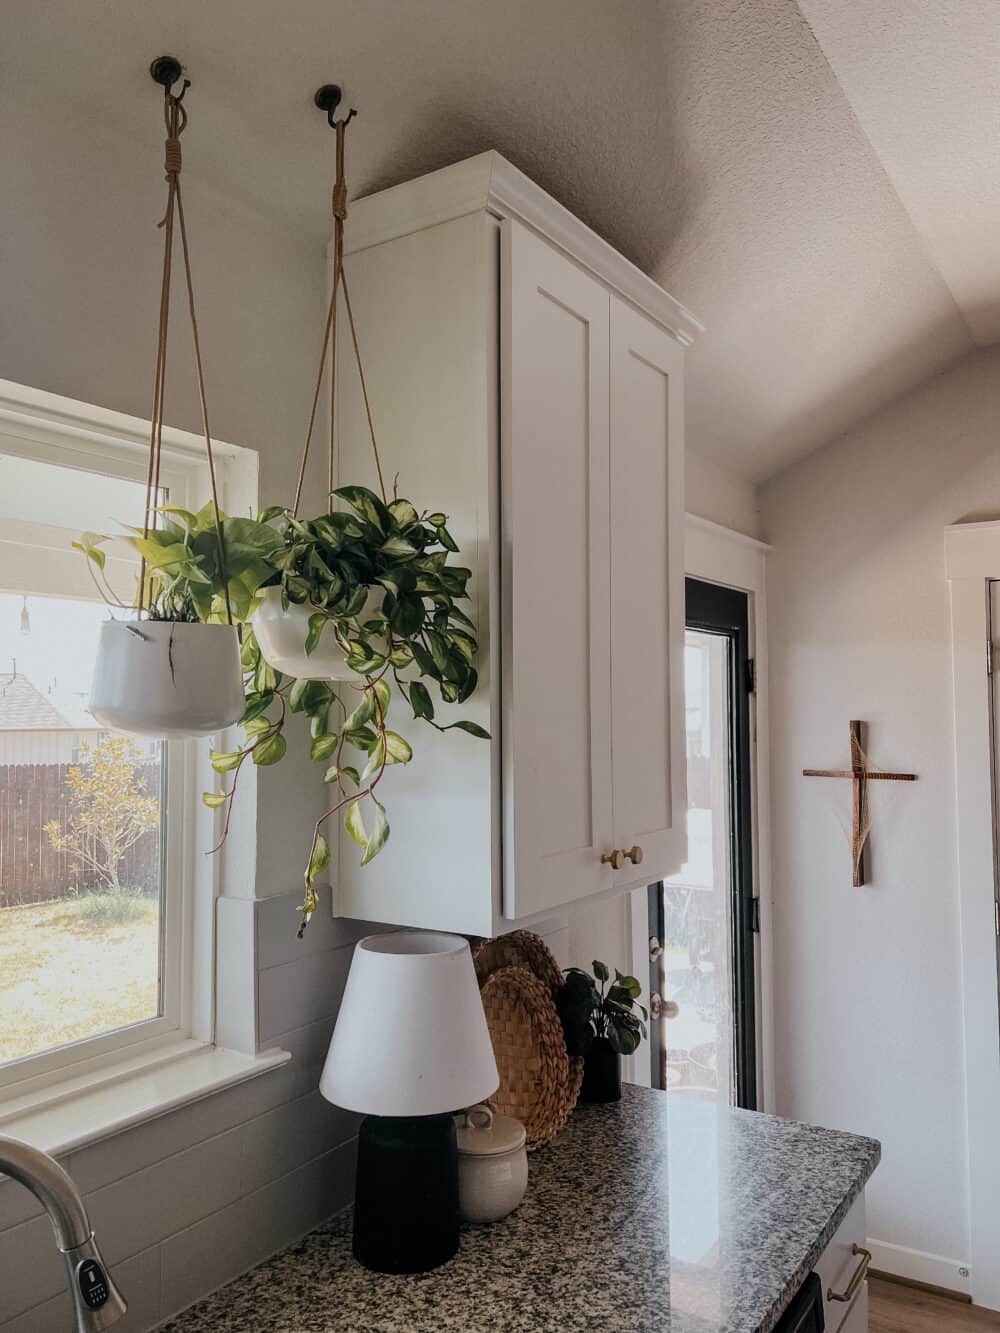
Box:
[410,642,437,678]
[360,797,389,865]
[130,538,196,570]
[305,612,327,657]
[409,680,434,721]
[257,504,288,524]
[345,648,386,675]
[390,592,425,638]
[448,606,477,633]
[449,630,478,664]
[388,499,419,529]
[371,678,391,723]
[253,732,287,766]
[72,537,108,571]
[240,631,261,670]
[240,691,273,725]
[344,798,367,846]
[384,730,413,763]
[426,512,447,527]
[243,715,272,738]
[310,707,330,739]
[344,725,377,748]
[307,834,330,882]
[593,960,610,983]
[389,643,414,669]
[343,693,375,732]
[436,524,459,552]
[310,733,339,762]
[324,762,359,785]
[289,678,331,715]
[333,485,391,534]
[360,736,385,783]
[380,534,419,559]
[210,750,241,774]
[202,791,228,809]
[446,720,490,739]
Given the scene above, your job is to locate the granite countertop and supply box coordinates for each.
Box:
[163,1085,880,1333]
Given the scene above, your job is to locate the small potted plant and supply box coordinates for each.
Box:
[79,505,283,738]
[556,961,648,1104]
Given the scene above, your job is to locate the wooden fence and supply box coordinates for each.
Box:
[0,763,160,908]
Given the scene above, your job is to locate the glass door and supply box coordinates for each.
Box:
[650,577,757,1108]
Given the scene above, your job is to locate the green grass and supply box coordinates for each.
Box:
[60,890,158,927]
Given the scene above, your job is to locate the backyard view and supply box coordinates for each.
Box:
[0,589,164,1070]
[663,632,736,1104]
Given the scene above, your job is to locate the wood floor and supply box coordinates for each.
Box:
[870,1277,1000,1331]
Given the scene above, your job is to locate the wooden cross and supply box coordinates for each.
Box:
[803,720,917,887]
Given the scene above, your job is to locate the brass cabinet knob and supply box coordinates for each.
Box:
[624,845,643,865]
[601,849,626,871]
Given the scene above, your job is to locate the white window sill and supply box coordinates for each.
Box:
[0,1039,290,1158]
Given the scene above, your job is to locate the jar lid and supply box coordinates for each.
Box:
[455,1103,527,1156]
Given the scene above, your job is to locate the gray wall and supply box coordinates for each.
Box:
[759,348,1000,1284]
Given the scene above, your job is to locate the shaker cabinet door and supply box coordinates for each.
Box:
[501,219,615,918]
[608,296,687,885]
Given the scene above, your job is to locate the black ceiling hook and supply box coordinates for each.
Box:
[150,55,190,101]
[314,84,357,128]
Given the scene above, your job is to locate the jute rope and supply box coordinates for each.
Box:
[140,83,232,624]
[292,114,387,517]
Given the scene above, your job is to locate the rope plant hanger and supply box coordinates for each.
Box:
[141,56,232,622]
[85,56,245,740]
[205,85,490,936]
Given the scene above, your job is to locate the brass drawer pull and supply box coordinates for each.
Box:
[624,845,643,865]
[827,1244,871,1303]
[601,849,625,870]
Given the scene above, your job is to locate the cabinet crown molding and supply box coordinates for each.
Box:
[343,150,704,348]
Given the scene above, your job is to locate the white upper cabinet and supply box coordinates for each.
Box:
[501,220,614,919]
[609,296,688,881]
[333,152,701,937]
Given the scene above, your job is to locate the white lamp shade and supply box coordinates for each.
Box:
[320,932,499,1117]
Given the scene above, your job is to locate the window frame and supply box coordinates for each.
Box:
[0,380,251,1101]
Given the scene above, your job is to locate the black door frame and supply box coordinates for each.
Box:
[651,577,758,1109]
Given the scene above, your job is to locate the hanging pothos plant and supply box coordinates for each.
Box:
[203,484,488,933]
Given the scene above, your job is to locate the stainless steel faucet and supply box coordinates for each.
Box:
[0,1134,126,1331]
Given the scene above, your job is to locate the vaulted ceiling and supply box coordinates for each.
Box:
[7,0,997,481]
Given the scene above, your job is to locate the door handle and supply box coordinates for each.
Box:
[650,992,679,1020]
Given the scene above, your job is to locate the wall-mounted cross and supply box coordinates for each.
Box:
[803,720,917,887]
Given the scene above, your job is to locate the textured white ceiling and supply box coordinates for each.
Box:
[4,0,993,480]
[797,0,1000,346]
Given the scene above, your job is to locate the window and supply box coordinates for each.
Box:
[0,385,246,1098]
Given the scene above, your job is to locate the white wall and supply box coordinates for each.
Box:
[760,348,1000,1293]
[687,450,761,540]
[0,75,368,1332]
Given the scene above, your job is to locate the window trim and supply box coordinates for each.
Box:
[0,378,257,1102]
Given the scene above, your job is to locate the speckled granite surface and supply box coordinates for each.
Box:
[161,1085,879,1333]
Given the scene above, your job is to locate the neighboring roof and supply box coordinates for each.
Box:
[0,672,76,731]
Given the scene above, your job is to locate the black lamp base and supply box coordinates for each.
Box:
[353,1112,459,1273]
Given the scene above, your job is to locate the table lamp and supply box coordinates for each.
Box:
[320,931,499,1273]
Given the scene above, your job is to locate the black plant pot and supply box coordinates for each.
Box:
[579,1036,622,1103]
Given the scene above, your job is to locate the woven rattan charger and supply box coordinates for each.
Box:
[473,931,582,1150]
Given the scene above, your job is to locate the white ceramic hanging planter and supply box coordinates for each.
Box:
[89,619,245,739]
[252,586,370,681]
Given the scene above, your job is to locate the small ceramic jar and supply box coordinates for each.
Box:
[454,1104,528,1224]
